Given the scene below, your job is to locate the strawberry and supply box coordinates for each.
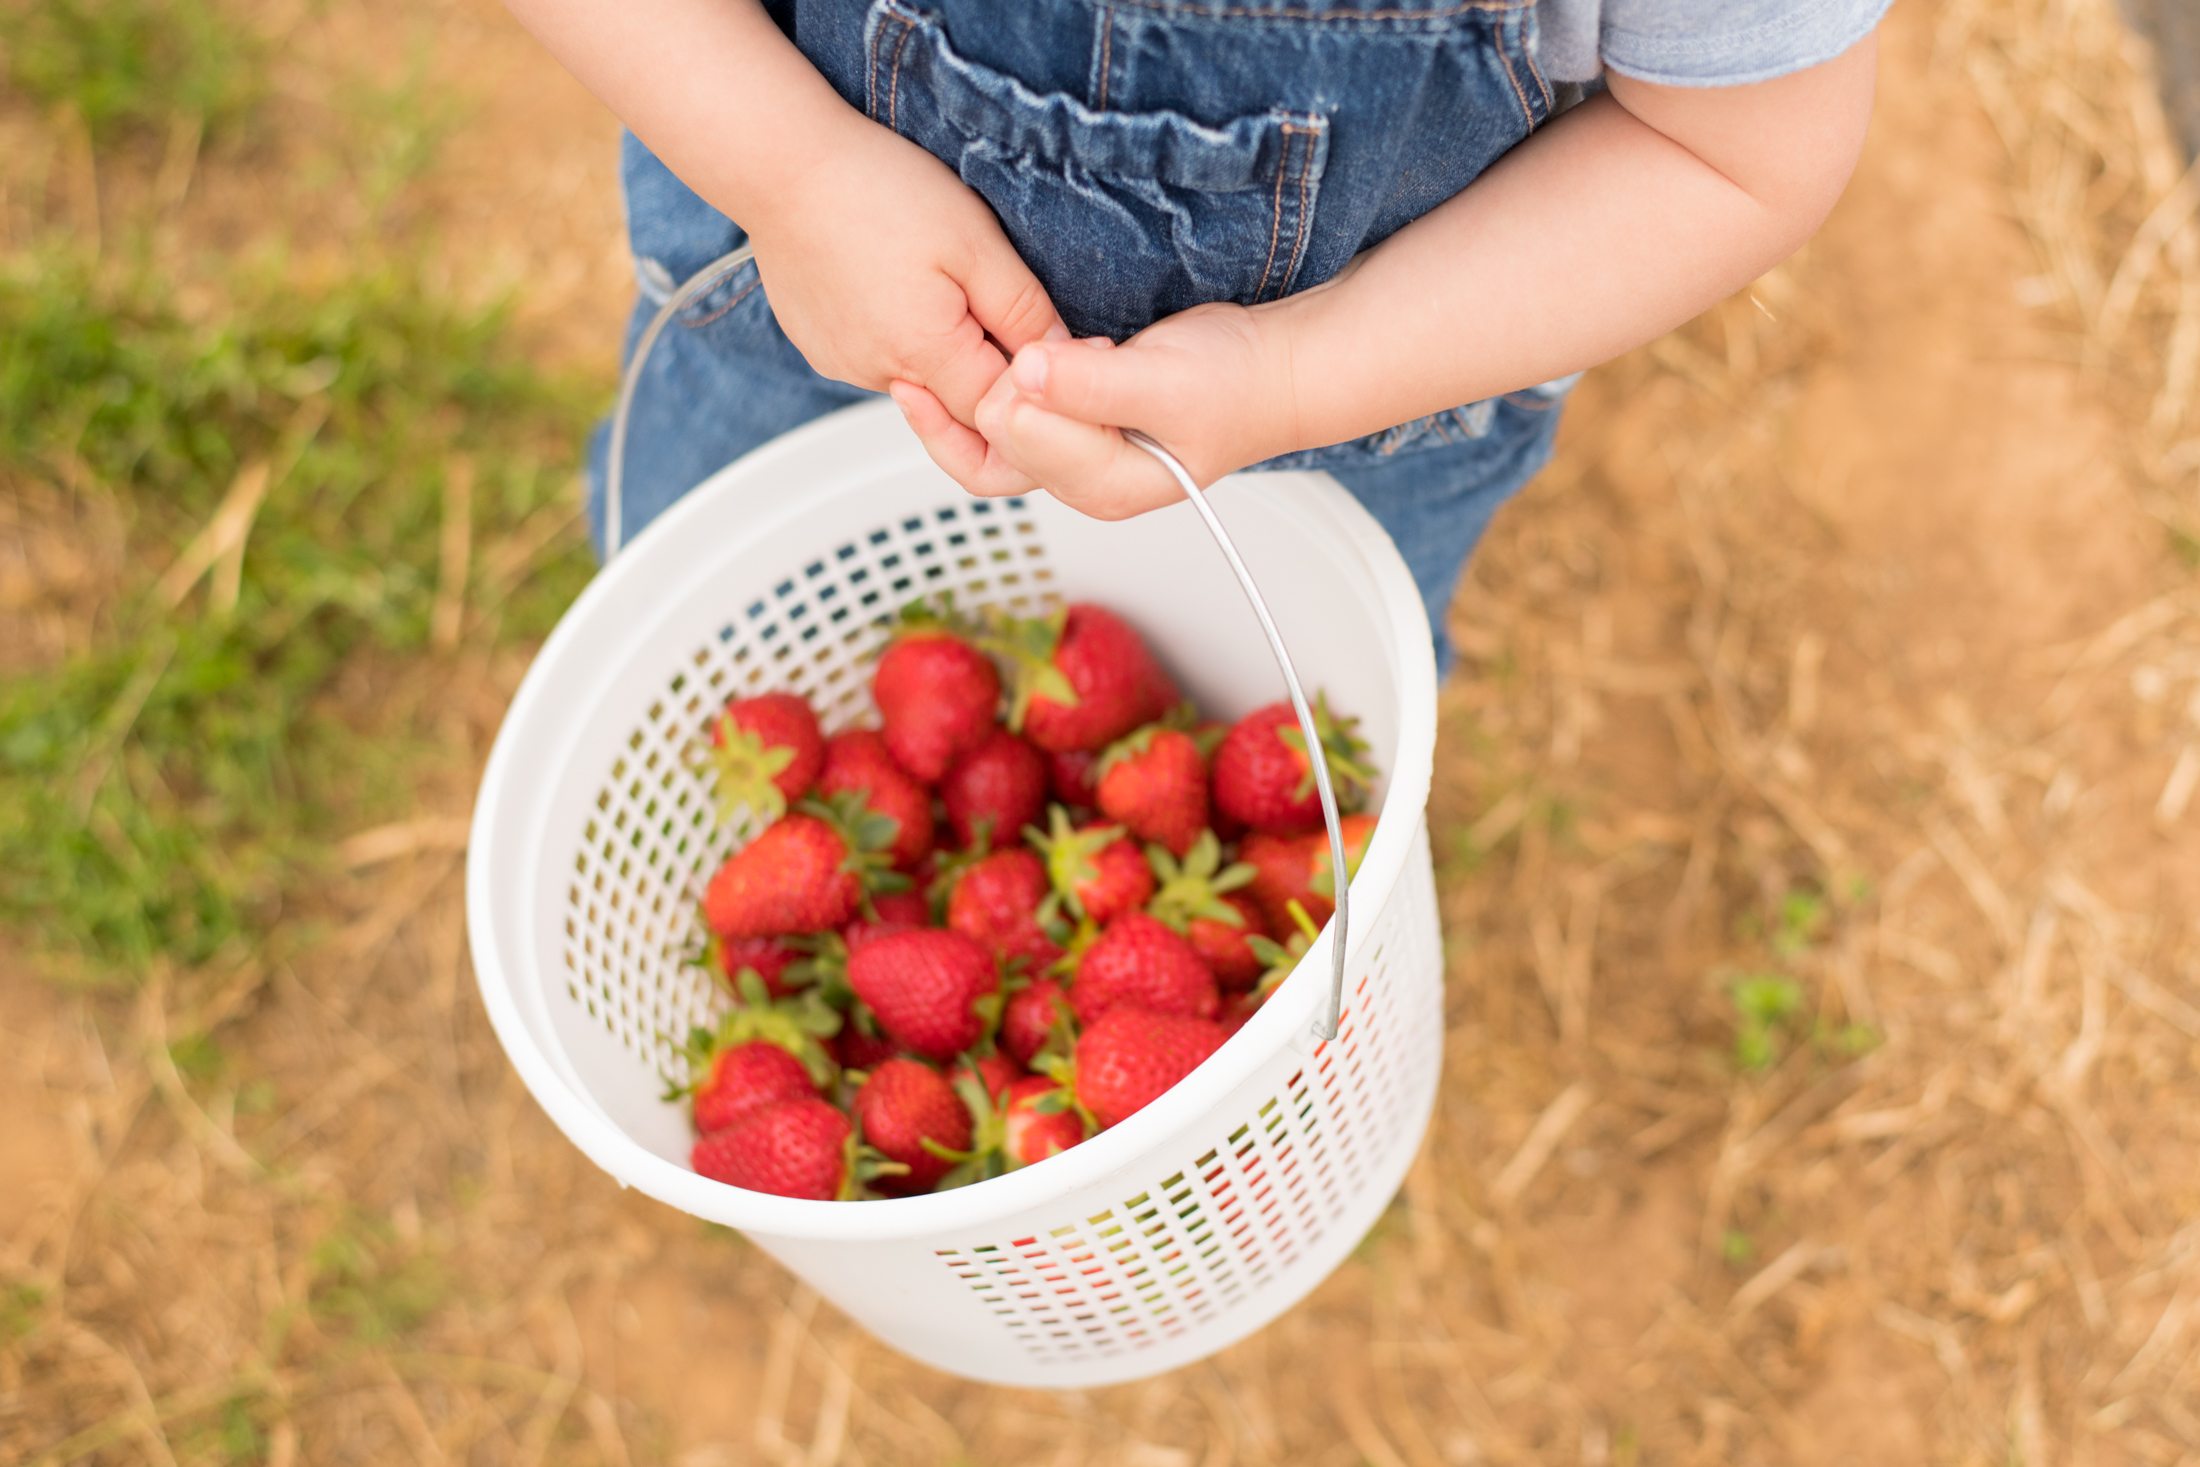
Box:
[1210,694,1377,835]
[847,927,1001,1062]
[1048,748,1101,811]
[940,727,1049,850]
[1095,725,1209,857]
[873,616,1001,782]
[984,604,1171,753]
[963,1050,1024,1107]
[692,1097,855,1200]
[1001,1074,1088,1167]
[1065,1008,1229,1130]
[1028,805,1155,927]
[707,691,825,828]
[1239,829,1321,938]
[1245,900,1324,1003]
[1189,893,1268,991]
[669,973,841,1130]
[817,730,935,872]
[1069,911,1219,1025]
[842,888,932,951]
[944,848,1063,973]
[999,977,1073,1067]
[688,1039,820,1134]
[853,1058,973,1196]
[1218,988,1261,1035]
[834,1022,902,1072]
[1145,829,1261,981]
[1294,812,1378,927]
[702,794,904,939]
[710,934,802,998]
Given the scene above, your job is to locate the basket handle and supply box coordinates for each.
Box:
[604,246,1353,1042]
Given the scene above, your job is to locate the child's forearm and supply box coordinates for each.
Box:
[502,0,866,226]
[1257,36,1878,455]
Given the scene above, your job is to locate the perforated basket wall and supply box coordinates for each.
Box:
[468,402,1442,1387]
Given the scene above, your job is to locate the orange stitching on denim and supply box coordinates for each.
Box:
[1492,31,1531,127]
[681,274,762,329]
[1257,125,1295,303]
[1284,127,1314,292]
[887,21,916,131]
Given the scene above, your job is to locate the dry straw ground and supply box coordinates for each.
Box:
[5,0,2200,1462]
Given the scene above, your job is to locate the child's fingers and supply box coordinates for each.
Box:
[961,236,1069,356]
[919,323,1013,430]
[1007,335,1177,434]
[974,390,1184,522]
[889,381,1040,499]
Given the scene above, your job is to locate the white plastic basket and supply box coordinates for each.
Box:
[466,397,1441,1387]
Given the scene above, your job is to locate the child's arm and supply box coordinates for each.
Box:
[893,30,1878,518]
[505,0,1064,446]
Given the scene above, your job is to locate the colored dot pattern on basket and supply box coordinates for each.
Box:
[931,919,1433,1366]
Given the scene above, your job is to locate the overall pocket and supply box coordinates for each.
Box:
[864,0,1329,341]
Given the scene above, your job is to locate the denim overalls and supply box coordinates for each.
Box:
[594,0,1575,671]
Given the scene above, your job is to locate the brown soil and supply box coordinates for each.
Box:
[7,0,2200,1463]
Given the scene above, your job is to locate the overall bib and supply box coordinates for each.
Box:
[594,0,1573,670]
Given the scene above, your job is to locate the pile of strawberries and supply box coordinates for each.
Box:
[675,601,1380,1202]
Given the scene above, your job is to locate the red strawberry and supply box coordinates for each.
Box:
[708,691,825,827]
[1069,1008,1229,1130]
[1001,1074,1088,1166]
[692,1097,853,1200]
[985,604,1171,753]
[853,1058,974,1196]
[1070,911,1219,1025]
[847,928,1001,1062]
[1000,977,1073,1067]
[670,989,839,1130]
[1048,748,1101,810]
[842,888,932,951]
[1146,831,1264,990]
[962,1050,1024,1107]
[945,848,1063,973]
[940,727,1049,850]
[818,730,935,872]
[712,935,802,997]
[702,795,903,939]
[1211,695,1377,835]
[1239,829,1322,938]
[689,1039,820,1134]
[1218,989,1262,1035]
[1095,726,1209,857]
[834,1023,902,1072]
[1189,893,1268,991]
[873,620,1000,782]
[1293,812,1378,927]
[1028,806,1155,927]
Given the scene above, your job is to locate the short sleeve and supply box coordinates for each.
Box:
[1595,0,1892,88]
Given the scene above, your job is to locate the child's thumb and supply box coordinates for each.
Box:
[1008,338,1166,430]
[962,243,1066,355]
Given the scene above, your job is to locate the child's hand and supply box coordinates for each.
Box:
[747,113,1065,473]
[891,300,1301,517]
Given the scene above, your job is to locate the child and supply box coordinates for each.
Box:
[508,0,1884,671]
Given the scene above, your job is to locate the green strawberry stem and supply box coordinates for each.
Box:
[1146,830,1258,931]
[975,607,1080,732]
[1274,691,1379,811]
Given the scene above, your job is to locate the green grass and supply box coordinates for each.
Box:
[0,0,265,142]
[0,251,598,978]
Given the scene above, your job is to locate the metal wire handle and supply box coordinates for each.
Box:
[1121,433,1353,1042]
[604,249,1353,1040]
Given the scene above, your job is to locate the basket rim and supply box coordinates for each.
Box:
[466,400,1440,1242]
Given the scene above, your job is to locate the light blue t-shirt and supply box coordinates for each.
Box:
[1536,0,1893,86]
